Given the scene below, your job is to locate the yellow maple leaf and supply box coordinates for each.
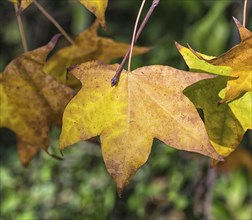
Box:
[0,35,74,165]
[79,0,108,28]
[60,60,222,193]
[43,20,150,90]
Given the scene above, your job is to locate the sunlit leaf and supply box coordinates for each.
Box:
[60,61,222,193]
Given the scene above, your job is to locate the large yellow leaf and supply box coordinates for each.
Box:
[0,35,74,165]
[60,61,222,193]
[79,0,108,28]
[43,21,150,90]
[177,18,252,103]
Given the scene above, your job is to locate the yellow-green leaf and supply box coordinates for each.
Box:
[60,61,222,193]
[219,89,252,131]
[43,21,150,90]
[175,42,232,76]
[184,76,250,157]
[0,35,74,165]
[79,0,108,28]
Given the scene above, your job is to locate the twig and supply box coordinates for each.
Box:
[111,0,160,86]
[128,0,146,72]
[243,0,248,27]
[33,0,74,44]
[14,3,28,52]
[203,167,216,220]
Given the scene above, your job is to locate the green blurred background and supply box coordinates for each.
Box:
[0,0,251,219]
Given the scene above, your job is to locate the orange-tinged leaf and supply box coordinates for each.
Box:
[60,61,222,192]
[0,35,74,165]
[79,0,108,28]
[43,21,150,90]
[209,35,252,103]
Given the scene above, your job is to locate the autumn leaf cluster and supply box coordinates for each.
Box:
[1,0,251,193]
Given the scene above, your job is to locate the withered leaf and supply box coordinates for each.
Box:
[0,35,74,165]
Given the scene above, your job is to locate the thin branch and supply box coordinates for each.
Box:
[128,0,146,72]
[243,0,248,27]
[33,0,74,44]
[14,3,28,52]
[111,0,160,86]
[203,168,216,220]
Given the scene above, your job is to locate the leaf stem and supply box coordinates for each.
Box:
[243,0,247,27]
[111,0,160,86]
[128,0,146,72]
[33,0,74,45]
[14,3,28,52]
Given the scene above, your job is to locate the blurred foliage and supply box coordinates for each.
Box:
[0,0,252,219]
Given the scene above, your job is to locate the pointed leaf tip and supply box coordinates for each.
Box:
[232,16,252,41]
[174,41,182,50]
[49,34,62,47]
[232,16,242,27]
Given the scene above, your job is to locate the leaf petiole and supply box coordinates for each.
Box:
[128,0,146,72]
[111,0,160,87]
[33,0,74,45]
[14,3,28,52]
[243,0,247,27]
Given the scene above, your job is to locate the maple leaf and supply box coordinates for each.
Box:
[43,21,150,89]
[177,18,252,103]
[0,35,74,166]
[60,60,222,193]
[79,0,108,28]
